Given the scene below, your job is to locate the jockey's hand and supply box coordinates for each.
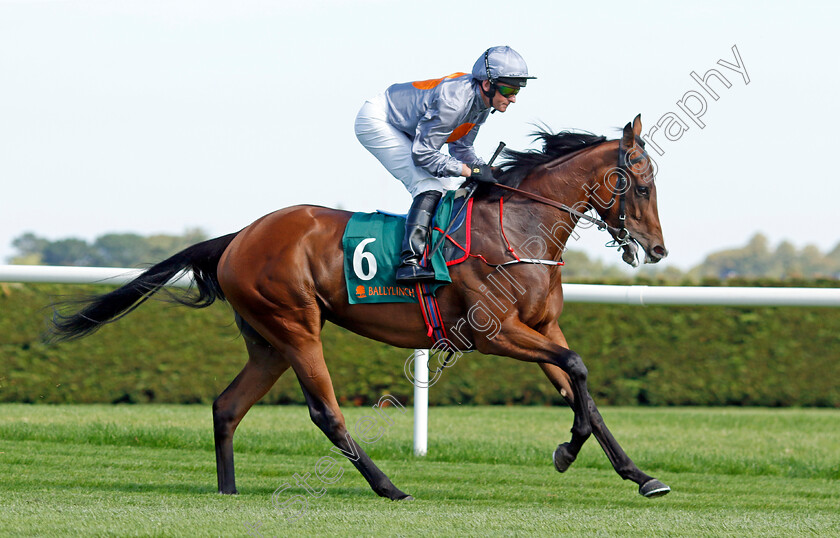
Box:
[469,163,497,184]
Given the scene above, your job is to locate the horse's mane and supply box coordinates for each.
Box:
[494,129,608,189]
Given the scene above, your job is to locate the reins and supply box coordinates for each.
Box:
[492,182,623,236]
[492,139,648,248]
[430,136,650,268]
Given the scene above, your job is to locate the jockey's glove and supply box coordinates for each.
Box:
[469,163,497,184]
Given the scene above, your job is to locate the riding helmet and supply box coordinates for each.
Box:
[471,46,536,87]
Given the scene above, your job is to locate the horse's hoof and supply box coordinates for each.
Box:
[553,443,576,473]
[395,494,414,501]
[639,479,670,498]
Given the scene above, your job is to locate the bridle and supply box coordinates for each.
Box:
[493,137,650,250]
[609,137,649,248]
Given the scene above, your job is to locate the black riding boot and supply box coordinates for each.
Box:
[395,190,443,285]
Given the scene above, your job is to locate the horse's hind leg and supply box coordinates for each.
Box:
[291,344,412,501]
[213,316,290,494]
[244,306,412,501]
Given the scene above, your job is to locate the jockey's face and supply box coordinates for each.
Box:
[481,80,518,112]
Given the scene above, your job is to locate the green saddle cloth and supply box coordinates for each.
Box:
[342,192,455,304]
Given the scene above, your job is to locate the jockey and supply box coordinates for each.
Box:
[355,46,535,285]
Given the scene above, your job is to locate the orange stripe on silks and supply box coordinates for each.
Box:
[411,72,467,90]
[446,122,476,143]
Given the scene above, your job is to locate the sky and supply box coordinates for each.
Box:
[1,0,838,271]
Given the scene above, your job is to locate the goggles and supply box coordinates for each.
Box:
[495,84,520,98]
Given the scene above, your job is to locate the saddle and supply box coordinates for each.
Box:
[341,189,474,306]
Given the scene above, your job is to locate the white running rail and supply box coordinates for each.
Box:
[3,265,839,306]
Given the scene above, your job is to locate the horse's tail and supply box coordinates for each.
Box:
[47,232,239,343]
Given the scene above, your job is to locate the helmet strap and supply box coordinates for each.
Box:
[481,49,501,112]
[483,82,497,100]
[485,83,500,113]
[482,49,498,101]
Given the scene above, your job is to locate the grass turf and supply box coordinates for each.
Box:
[0,404,838,536]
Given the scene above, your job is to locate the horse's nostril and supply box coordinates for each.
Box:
[653,245,668,258]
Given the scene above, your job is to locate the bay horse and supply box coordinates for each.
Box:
[50,114,671,500]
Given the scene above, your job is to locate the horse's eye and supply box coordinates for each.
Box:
[635,185,650,197]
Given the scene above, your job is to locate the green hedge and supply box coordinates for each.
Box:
[1,283,838,407]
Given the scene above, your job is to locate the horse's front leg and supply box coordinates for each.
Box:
[478,320,594,460]
[540,326,670,497]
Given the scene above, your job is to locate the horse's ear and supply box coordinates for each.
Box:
[632,114,642,136]
[621,121,634,148]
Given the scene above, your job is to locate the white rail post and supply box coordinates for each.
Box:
[413,349,428,456]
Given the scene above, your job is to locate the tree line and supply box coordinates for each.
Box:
[6,230,840,282]
[9,229,208,268]
[541,232,840,282]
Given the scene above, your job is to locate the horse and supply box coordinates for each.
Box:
[49,114,671,500]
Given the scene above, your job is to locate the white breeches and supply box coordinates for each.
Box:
[354,94,463,198]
